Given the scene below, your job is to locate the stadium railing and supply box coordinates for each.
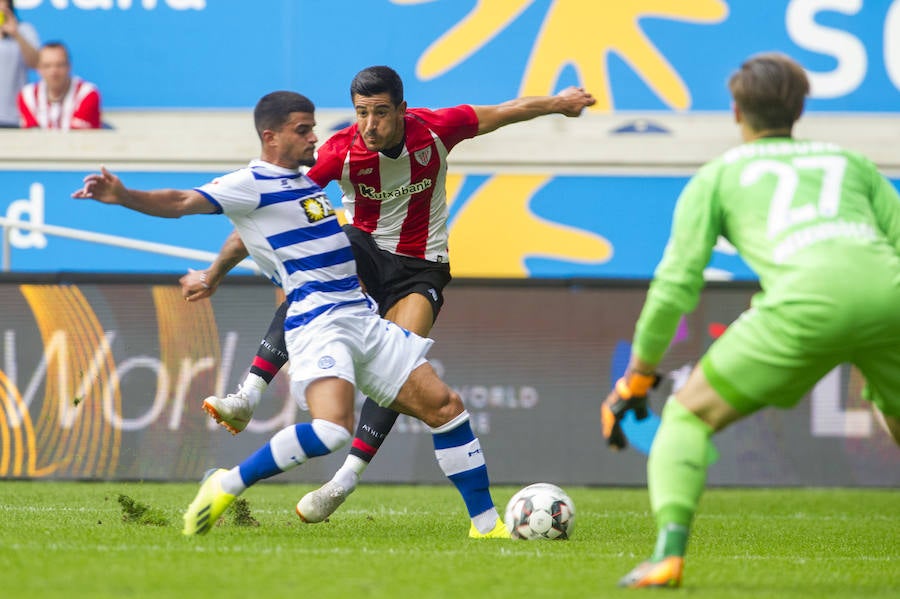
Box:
[0,216,261,273]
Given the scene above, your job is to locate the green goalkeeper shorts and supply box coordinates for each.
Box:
[700,291,900,419]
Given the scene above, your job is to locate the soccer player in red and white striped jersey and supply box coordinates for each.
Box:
[190,66,595,536]
[310,101,474,262]
[17,41,101,130]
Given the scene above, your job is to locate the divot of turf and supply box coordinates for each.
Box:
[230,498,259,527]
[117,494,170,527]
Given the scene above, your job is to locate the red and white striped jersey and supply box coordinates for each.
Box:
[17,77,102,130]
[308,105,478,263]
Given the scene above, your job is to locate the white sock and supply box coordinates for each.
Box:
[472,508,500,534]
[331,455,367,493]
[219,467,247,496]
[239,373,267,409]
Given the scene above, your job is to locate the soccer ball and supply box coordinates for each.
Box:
[504,482,575,540]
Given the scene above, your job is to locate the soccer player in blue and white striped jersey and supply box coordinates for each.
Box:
[72,91,510,539]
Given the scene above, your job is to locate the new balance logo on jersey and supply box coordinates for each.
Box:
[301,197,335,222]
[357,168,374,176]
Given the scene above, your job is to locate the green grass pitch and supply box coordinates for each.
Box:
[1,482,896,598]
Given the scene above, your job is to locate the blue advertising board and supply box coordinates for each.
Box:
[14,0,900,112]
[4,168,899,277]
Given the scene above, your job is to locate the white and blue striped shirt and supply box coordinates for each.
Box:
[195,159,372,332]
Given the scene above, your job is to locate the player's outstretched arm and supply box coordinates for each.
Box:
[72,166,213,218]
[472,86,596,136]
[180,229,250,302]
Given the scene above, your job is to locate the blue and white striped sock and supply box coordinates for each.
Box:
[218,419,350,495]
[431,411,499,533]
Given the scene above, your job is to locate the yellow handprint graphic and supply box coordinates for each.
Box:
[408,0,533,79]
[395,0,729,111]
[448,174,612,277]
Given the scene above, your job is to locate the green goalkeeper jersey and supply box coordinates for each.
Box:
[633,137,900,364]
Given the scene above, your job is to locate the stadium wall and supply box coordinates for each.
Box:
[2,111,899,279]
[1,275,895,487]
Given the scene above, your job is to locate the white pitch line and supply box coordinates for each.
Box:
[4,542,896,563]
[3,504,897,523]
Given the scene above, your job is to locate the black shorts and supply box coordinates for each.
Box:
[343,224,452,320]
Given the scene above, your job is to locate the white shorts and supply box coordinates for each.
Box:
[285,304,433,410]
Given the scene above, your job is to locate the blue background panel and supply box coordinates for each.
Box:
[15,1,900,112]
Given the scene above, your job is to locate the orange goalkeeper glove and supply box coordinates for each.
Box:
[601,370,659,450]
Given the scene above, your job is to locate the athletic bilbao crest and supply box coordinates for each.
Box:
[301,196,334,222]
[414,147,432,166]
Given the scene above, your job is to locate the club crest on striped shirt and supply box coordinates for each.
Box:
[414,147,432,166]
[301,197,334,222]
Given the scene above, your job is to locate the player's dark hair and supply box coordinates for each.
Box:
[350,66,404,106]
[728,52,809,133]
[253,91,315,139]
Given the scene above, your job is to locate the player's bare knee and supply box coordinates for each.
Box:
[394,362,464,426]
[423,387,463,428]
[439,388,464,422]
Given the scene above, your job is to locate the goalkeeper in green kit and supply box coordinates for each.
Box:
[602,52,900,589]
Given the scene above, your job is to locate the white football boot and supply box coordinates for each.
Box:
[296,481,348,523]
[202,390,254,434]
